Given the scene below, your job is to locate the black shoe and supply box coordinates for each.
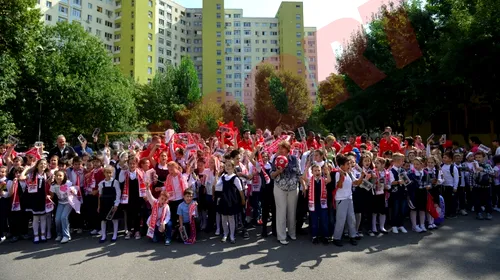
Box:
[349,238,358,246]
[261,231,268,238]
[333,239,343,247]
[354,234,362,240]
[312,237,319,244]
[243,231,250,239]
[322,237,330,245]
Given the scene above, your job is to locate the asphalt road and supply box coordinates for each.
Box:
[1,215,500,280]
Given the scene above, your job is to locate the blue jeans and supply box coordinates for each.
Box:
[153,221,173,242]
[55,203,73,238]
[309,207,328,238]
[391,197,407,227]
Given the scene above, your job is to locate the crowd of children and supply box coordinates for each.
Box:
[0,127,498,248]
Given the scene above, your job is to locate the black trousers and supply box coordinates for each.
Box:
[492,185,500,207]
[126,199,145,232]
[83,194,99,230]
[475,187,492,214]
[260,186,276,234]
[9,210,29,237]
[0,198,8,238]
[442,187,457,217]
[169,199,182,229]
[457,187,467,210]
[296,190,308,230]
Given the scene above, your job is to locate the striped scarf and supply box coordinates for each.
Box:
[308,176,327,211]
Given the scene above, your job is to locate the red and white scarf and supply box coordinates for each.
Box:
[147,200,169,238]
[375,169,391,195]
[185,202,197,244]
[121,169,146,204]
[165,172,187,201]
[11,179,21,211]
[27,174,38,193]
[251,161,270,193]
[72,169,84,203]
[308,176,327,211]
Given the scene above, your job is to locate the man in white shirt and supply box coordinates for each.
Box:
[492,139,500,156]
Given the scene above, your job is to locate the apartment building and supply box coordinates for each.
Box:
[36,0,318,113]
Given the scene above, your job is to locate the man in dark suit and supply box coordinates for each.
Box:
[48,135,76,160]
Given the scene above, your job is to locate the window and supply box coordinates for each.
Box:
[148,56,152,63]
[296,51,302,57]
[46,1,52,7]
[296,41,301,47]
[45,14,52,21]
[225,31,232,36]
[216,32,221,38]
[131,23,134,29]
[115,23,121,28]
[296,32,301,38]
[244,47,251,52]
[244,30,251,36]
[130,46,134,53]
[148,11,153,18]
[148,44,152,51]
[148,0,153,7]
[159,19,164,25]
[59,6,68,13]
[270,31,278,36]
[87,2,91,8]
[216,22,221,28]
[234,14,241,18]
[216,3,221,10]
[87,15,92,21]
[296,23,301,28]
[96,18,102,24]
[243,22,251,27]
[130,58,134,65]
[217,50,221,56]
[131,35,134,41]
[296,14,301,20]
[105,20,112,27]
[131,11,134,18]
[217,13,221,19]
[97,6,102,13]
[148,22,152,29]
[130,70,134,77]
[216,59,221,65]
[159,28,164,35]
[158,57,164,64]
[226,83,232,88]
[148,67,152,75]
[114,34,121,40]
[217,78,222,84]
[148,33,152,40]
[58,17,68,22]
[113,57,120,63]
[166,50,172,56]
[271,40,278,44]
[234,21,240,27]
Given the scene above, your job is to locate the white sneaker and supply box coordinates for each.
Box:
[279,240,289,245]
[399,226,408,233]
[471,206,475,212]
[420,225,427,232]
[413,225,422,233]
[392,227,399,234]
[428,224,437,229]
[60,237,69,244]
[494,207,500,213]
[215,229,221,236]
[90,229,98,235]
[0,236,6,243]
[55,236,62,242]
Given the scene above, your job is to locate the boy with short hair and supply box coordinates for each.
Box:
[177,189,198,244]
[441,151,460,218]
[474,151,494,220]
[390,153,408,234]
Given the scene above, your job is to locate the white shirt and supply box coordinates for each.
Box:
[145,191,171,226]
[334,172,353,201]
[49,182,74,204]
[493,166,500,185]
[215,173,243,192]
[202,168,216,196]
[496,147,500,156]
[441,164,459,189]
[162,173,189,201]
[118,169,138,182]
[300,151,312,173]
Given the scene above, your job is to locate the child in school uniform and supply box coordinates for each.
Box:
[307,164,332,244]
[67,156,85,235]
[0,166,8,243]
[388,153,408,234]
[215,160,245,244]
[22,159,53,244]
[424,156,443,229]
[372,157,391,235]
[97,166,121,243]
[440,151,459,218]
[163,161,190,235]
[332,154,365,247]
[473,151,494,220]
[408,157,430,233]
[177,189,198,244]
[454,153,469,216]
[144,186,172,245]
[5,166,27,242]
[84,156,105,235]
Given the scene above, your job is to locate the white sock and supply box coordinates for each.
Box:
[112,220,119,239]
[222,215,229,237]
[427,213,434,225]
[101,221,107,240]
[228,215,236,240]
[419,211,426,227]
[379,215,386,230]
[33,216,40,237]
[40,215,47,236]
[372,213,378,232]
[410,211,417,228]
[216,213,221,232]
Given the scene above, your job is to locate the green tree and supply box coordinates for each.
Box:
[185,102,223,138]
[174,57,201,107]
[0,0,44,138]
[269,75,288,114]
[6,22,138,144]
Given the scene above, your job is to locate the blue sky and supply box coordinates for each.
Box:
[176,0,370,29]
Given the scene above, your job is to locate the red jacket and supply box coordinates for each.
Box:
[306,139,320,150]
[378,136,401,157]
[238,139,253,151]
